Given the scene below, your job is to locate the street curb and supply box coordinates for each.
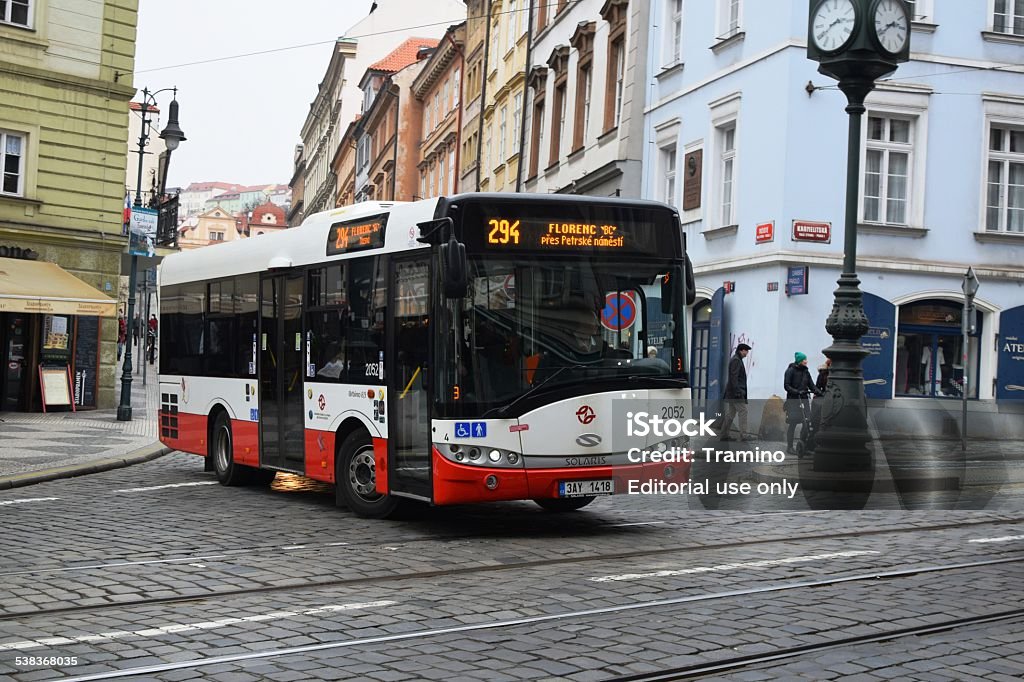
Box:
[0,443,173,490]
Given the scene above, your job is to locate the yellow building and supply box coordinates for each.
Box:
[463,0,528,193]
[0,0,138,411]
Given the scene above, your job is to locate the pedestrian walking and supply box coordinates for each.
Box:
[133,313,140,346]
[117,312,126,362]
[784,352,822,454]
[147,314,158,365]
[719,343,751,441]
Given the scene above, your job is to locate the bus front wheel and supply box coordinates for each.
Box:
[335,430,400,519]
[534,497,596,512]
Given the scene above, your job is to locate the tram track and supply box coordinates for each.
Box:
[0,516,1020,623]
[47,555,1024,682]
[609,608,1024,681]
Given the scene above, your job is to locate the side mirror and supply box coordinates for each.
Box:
[442,233,468,298]
[661,265,684,314]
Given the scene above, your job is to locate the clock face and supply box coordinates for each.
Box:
[812,0,857,52]
[873,0,909,53]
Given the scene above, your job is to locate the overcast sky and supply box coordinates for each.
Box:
[134,0,375,189]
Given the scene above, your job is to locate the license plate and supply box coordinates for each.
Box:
[559,479,614,497]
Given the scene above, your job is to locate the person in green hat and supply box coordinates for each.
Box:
[783,351,822,454]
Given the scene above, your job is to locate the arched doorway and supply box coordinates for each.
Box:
[896,300,981,398]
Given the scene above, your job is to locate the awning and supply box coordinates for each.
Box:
[0,259,117,317]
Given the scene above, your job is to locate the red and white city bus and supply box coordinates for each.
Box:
[158,193,695,517]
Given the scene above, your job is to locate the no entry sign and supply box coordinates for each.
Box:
[601,292,636,331]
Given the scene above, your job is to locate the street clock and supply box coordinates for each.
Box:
[807,0,910,84]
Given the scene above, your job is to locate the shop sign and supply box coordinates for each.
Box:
[792,220,831,243]
[0,246,39,260]
[899,303,961,327]
[785,266,809,296]
[997,305,1024,400]
[755,221,774,243]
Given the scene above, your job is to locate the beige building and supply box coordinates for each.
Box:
[178,207,243,250]
[412,23,465,199]
[0,0,138,411]
[477,0,529,193]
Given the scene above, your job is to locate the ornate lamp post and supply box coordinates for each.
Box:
[806,0,910,471]
[961,267,979,451]
[118,88,185,421]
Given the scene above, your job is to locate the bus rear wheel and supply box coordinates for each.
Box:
[534,496,596,512]
[211,412,246,486]
[335,430,400,519]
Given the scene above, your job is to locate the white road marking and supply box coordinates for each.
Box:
[970,535,1024,544]
[0,600,396,652]
[588,550,880,583]
[325,542,349,546]
[0,497,59,505]
[113,481,219,493]
[280,545,307,550]
[606,521,667,528]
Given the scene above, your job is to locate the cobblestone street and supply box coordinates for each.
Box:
[0,452,1021,681]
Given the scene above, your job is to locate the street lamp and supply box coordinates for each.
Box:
[806,0,910,472]
[117,87,185,421]
[961,266,979,451]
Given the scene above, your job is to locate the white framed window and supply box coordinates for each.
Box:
[448,147,456,193]
[442,79,450,113]
[512,93,522,152]
[454,68,461,107]
[993,0,1024,35]
[419,170,426,199]
[428,164,436,198]
[362,85,376,114]
[507,0,518,52]
[612,43,625,129]
[438,153,446,195]
[1,131,24,196]
[862,115,913,225]
[210,231,225,241]
[434,93,441,128]
[904,0,934,22]
[484,123,492,171]
[986,125,1024,233]
[357,135,371,170]
[665,0,683,65]
[717,0,742,39]
[581,68,592,141]
[499,106,507,162]
[1,0,31,28]
[661,145,678,206]
[717,124,736,226]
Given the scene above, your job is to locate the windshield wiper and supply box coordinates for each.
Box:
[483,363,586,418]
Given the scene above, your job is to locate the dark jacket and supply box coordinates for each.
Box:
[725,352,748,400]
[784,362,819,399]
[815,365,829,394]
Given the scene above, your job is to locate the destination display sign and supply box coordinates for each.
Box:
[326,213,388,256]
[485,218,627,250]
[452,199,682,259]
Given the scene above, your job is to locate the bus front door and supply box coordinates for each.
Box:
[259,272,306,472]
[388,255,432,500]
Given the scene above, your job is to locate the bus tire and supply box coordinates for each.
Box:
[534,496,596,512]
[211,412,246,486]
[335,430,399,519]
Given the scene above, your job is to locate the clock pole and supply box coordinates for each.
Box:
[806,0,910,477]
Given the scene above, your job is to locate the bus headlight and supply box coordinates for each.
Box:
[506,452,520,465]
[435,443,524,468]
[488,449,502,462]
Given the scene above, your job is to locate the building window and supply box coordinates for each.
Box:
[717,123,736,226]
[993,0,1024,35]
[0,131,24,196]
[507,0,517,52]
[535,0,548,33]
[454,68,461,107]
[601,0,628,134]
[550,83,566,167]
[420,169,426,199]
[661,145,677,206]
[448,147,456,193]
[512,93,523,153]
[718,0,742,38]
[666,0,683,65]
[571,21,596,153]
[863,115,913,225]
[484,123,492,172]
[1,0,31,28]
[434,93,441,128]
[499,105,508,162]
[530,101,545,178]
[438,153,446,196]
[442,79,451,113]
[210,231,225,241]
[986,125,1024,233]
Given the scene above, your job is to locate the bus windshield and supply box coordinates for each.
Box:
[439,256,685,417]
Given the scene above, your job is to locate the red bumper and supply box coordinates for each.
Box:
[431,447,691,506]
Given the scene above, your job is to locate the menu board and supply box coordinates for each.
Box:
[39,366,74,411]
[73,316,99,408]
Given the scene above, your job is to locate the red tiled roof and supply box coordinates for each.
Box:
[186,181,241,192]
[368,37,439,73]
[251,201,286,226]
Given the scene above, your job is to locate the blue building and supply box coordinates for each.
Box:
[643,0,1024,410]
